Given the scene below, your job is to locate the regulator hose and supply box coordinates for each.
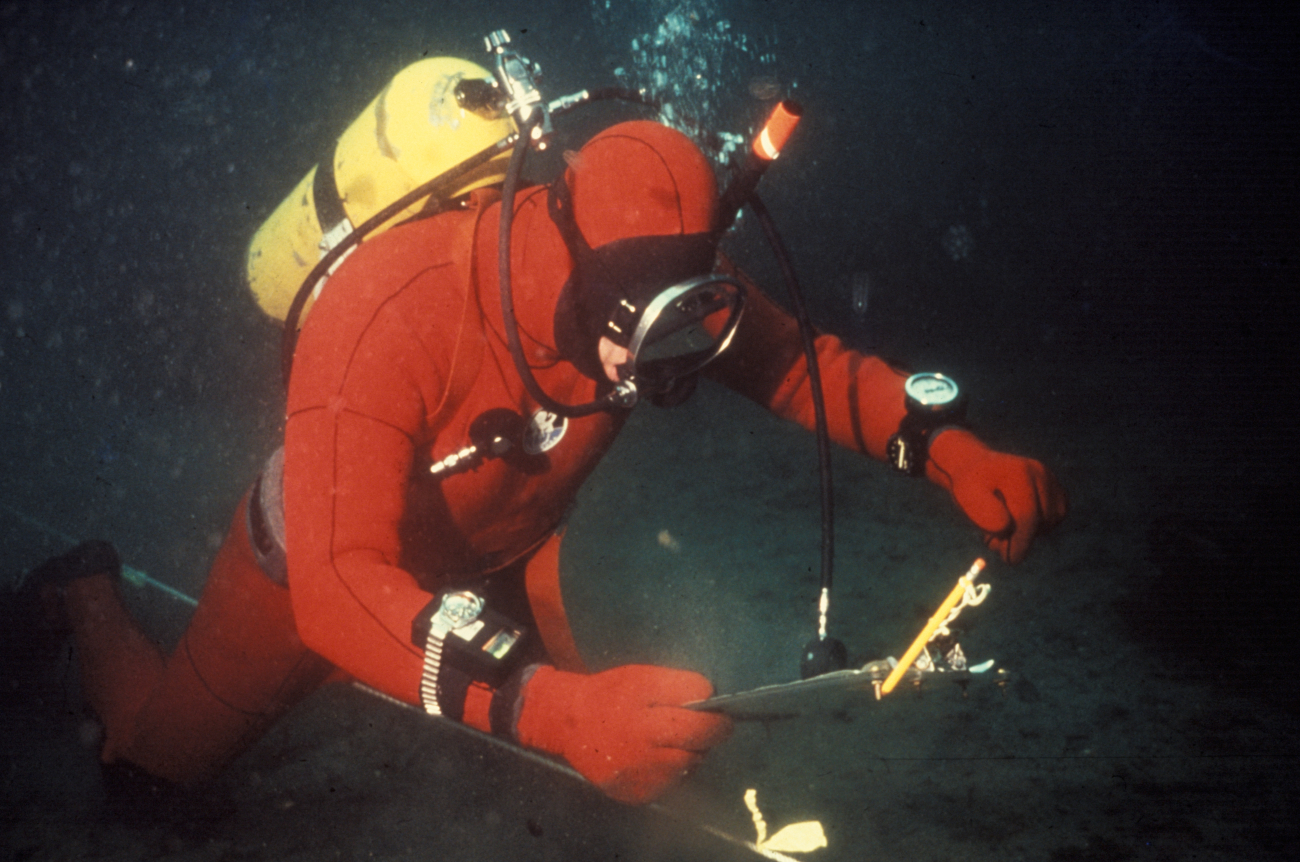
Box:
[744,193,846,679]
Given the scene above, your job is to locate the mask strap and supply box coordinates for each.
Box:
[547,172,624,346]
[547,174,594,263]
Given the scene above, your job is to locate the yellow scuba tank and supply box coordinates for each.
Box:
[246,57,515,322]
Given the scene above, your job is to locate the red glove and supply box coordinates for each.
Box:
[927,429,1067,564]
[514,665,732,804]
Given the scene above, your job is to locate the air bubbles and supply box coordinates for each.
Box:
[715,130,745,162]
[657,529,681,552]
[598,0,783,163]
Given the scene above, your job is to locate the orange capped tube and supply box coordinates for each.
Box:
[753,100,803,161]
[714,100,805,236]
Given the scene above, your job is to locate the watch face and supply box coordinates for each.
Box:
[438,591,484,630]
[904,372,960,407]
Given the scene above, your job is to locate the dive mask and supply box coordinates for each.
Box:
[620,273,745,392]
[550,178,745,403]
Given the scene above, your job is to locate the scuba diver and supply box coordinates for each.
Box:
[22,59,1065,808]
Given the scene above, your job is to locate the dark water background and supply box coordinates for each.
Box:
[2,1,1296,860]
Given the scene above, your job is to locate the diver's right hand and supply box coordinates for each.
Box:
[514,664,732,804]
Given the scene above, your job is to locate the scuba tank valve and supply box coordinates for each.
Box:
[486,30,553,146]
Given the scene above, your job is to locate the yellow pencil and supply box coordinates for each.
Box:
[880,558,986,695]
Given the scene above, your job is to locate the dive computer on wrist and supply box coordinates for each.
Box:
[886,372,967,477]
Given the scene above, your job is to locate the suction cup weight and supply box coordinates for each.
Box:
[800,636,848,679]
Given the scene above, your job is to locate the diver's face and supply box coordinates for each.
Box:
[597,336,630,382]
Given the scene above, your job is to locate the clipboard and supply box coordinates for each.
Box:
[685,658,1007,719]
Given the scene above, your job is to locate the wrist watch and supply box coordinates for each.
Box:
[886,372,967,477]
[412,589,529,719]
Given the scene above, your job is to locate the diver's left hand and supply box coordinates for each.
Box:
[926,429,1067,564]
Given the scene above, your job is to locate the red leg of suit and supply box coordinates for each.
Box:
[63,497,333,784]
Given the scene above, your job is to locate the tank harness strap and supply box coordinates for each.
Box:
[312,151,349,239]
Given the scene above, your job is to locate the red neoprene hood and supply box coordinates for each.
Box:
[550,122,721,371]
[564,120,718,245]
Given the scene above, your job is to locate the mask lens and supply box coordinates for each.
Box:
[628,277,745,387]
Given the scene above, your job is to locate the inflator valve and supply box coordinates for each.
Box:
[428,408,525,479]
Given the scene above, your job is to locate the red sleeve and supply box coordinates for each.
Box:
[706,264,911,462]
[283,258,459,706]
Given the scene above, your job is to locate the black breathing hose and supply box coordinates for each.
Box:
[745,198,835,607]
[496,114,625,418]
[496,86,668,419]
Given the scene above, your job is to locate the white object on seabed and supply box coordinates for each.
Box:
[745,787,828,855]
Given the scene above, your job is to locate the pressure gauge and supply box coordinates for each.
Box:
[903,372,961,410]
[887,373,967,477]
